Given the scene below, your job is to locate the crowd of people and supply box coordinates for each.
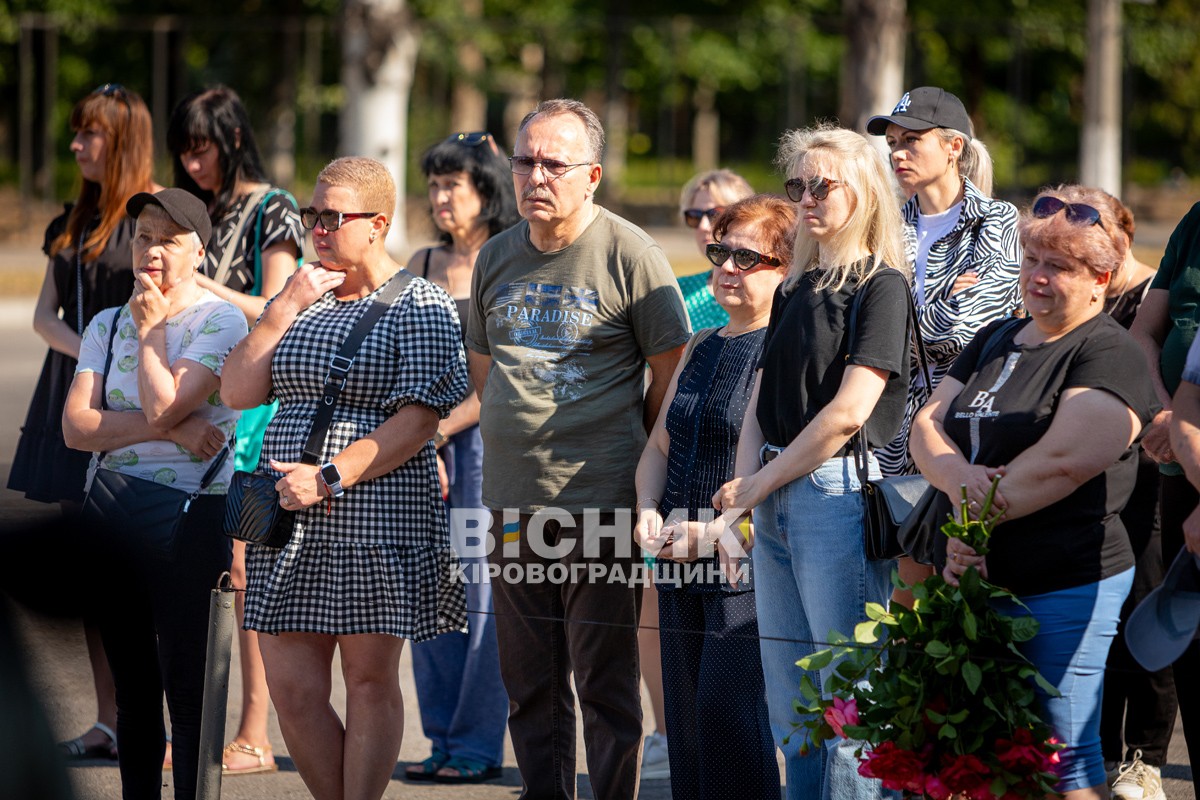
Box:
[9,80,1200,800]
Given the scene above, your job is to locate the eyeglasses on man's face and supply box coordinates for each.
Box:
[299,208,379,232]
[508,156,592,178]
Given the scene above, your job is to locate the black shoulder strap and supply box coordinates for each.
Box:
[299,269,414,464]
[420,247,433,279]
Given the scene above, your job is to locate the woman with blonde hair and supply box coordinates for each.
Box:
[677,169,755,328]
[712,124,911,800]
[912,185,1157,799]
[222,156,469,800]
[10,83,157,763]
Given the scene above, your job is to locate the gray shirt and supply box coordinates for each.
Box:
[466,207,689,512]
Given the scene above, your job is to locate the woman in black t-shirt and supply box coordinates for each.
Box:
[911,186,1158,798]
[712,125,910,800]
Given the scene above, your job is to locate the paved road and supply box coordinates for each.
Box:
[1,227,1196,798]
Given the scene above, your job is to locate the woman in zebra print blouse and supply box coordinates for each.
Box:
[867,86,1023,592]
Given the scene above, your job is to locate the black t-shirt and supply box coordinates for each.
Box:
[757,266,910,451]
[944,315,1160,596]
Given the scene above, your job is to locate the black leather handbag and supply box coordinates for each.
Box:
[223,270,412,548]
[82,307,228,554]
[850,284,932,562]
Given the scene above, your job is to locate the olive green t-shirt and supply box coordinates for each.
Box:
[1150,201,1200,476]
[466,207,689,512]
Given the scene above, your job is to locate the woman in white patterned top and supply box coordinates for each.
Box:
[63,188,248,800]
[867,86,1022,593]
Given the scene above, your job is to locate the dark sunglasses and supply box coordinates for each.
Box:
[784,176,840,203]
[299,208,379,232]
[92,83,132,124]
[706,243,781,270]
[682,207,725,228]
[447,131,492,147]
[1031,196,1107,230]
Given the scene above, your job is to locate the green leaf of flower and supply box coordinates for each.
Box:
[798,649,833,672]
[938,723,957,739]
[925,640,950,658]
[1009,615,1040,642]
[962,661,983,694]
[854,620,880,644]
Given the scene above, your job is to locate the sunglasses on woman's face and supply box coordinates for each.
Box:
[1032,196,1107,231]
[682,206,725,228]
[706,243,781,270]
[784,176,840,203]
[299,208,379,232]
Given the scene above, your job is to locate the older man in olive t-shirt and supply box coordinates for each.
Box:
[465,99,688,799]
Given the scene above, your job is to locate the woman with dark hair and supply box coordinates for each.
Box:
[167,84,303,775]
[10,83,157,763]
[634,194,789,798]
[402,131,518,784]
[912,185,1158,799]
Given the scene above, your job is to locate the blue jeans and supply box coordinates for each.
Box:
[411,425,509,766]
[753,453,895,800]
[992,568,1134,792]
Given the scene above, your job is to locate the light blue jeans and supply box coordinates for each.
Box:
[992,567,1135,791]
[411,425,509,766]
[753,452,896,800]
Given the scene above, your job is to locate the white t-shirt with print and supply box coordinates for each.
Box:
[76,290,247,494]
[914,200,963,305]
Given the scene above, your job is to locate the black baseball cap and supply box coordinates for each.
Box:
[126,188,212,244]
[866,87,972,139]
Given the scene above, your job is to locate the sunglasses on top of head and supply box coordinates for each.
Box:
[682,206,725,228]
[447,131,492,147]
[299,208,379,232]
[706,243,781,270]
[1031,196,1107,231]
[784,176,840,203]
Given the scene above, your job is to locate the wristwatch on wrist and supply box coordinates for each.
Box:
[319,462,345,498]
[433,430,448,448]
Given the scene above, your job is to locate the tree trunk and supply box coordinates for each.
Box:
[267,18,301,188]
[840,0,907,158]
[340,0,419,255]
[692,83,719,175]
[449,0,486,134]
[1081,0,1122,195]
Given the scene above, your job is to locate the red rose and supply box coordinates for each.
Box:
[938,753,993,798]
[858,741,928,793]
[995,729,1052,775]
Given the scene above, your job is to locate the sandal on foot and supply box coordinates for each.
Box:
[434,756,502,784]
[405,749,450,781]
[221,741,277,776]
[59,723,118,761]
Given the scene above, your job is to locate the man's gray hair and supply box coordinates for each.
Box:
[519,99,606,164]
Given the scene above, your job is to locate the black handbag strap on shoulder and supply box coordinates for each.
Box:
[848,275,928,483]
[299,269,414,465]
[93,304,228,494]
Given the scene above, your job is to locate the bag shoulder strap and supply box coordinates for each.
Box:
[95,304,228,490]
[299,269,415,464]
[250,188,301,296]
[681,325,720,365]
[212,187,270,288]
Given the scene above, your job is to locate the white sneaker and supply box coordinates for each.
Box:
[641,732,670,780]
[1111,750,1165,800]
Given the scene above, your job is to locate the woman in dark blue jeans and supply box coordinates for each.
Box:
[634,194,793,798]
[404,131,519,784]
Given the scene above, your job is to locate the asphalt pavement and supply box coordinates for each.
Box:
[0,220,1195,798]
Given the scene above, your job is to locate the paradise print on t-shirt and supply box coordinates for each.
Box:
[493,281,600,401]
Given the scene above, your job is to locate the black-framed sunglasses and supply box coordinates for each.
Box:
[784,176,840,203]
[508,156,592,177]
[706,243,782,270]
[682,206,725,228]
[92,83,132,123]
[1032,196,1107,231]
[447,131,492,147]
[299,208,379,232]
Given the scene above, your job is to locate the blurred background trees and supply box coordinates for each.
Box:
[3,0,1199,248]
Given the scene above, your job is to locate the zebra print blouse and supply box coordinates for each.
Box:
[876,177,1022,476]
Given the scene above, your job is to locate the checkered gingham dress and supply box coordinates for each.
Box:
[243,273,469,641]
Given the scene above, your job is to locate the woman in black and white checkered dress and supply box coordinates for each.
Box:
[222,156,468,800]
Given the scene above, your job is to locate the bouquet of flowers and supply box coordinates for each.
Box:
[794,479,1063,799]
